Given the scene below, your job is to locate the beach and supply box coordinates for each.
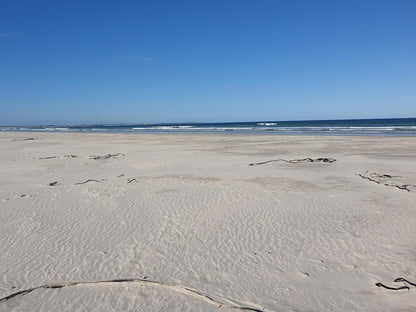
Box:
[1,132,415,311]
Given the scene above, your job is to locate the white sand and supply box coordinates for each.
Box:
[1,132,416,311]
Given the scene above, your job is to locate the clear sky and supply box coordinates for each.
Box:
[1,0,415,125]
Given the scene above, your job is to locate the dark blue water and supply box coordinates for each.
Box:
[2,118,416,136]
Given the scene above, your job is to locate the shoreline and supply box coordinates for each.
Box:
[3,130,416,138]
[2,130,416,137]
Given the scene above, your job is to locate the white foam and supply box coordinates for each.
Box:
[257,122,278,126]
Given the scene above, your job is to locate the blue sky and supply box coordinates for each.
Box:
[1,0,415,125]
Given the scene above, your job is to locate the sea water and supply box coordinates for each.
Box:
[2,118,416,136]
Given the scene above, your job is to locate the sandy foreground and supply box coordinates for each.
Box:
[0,132,415,312]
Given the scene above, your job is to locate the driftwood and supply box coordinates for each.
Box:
[127,178,138,184]
[376,277,416,291]
[0,278,264,311]
[357,171,416,192]
[74,179,102,185]
[249,157,336,166]
[12,138,37,141]
[89,153,124,160]
[394,278,416,287]
[39,155,77,159]
[375,283,409,291]
[37,154,123,160]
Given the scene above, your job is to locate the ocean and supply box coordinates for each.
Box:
[2,118,416,136]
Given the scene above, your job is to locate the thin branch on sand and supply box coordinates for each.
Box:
[74,179,103,185]
[0,278,264,311]
[357,171,415,192]
[249,157,336,166]
[89,153,124,160]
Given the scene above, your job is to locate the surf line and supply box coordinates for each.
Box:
[0,278,265,312]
